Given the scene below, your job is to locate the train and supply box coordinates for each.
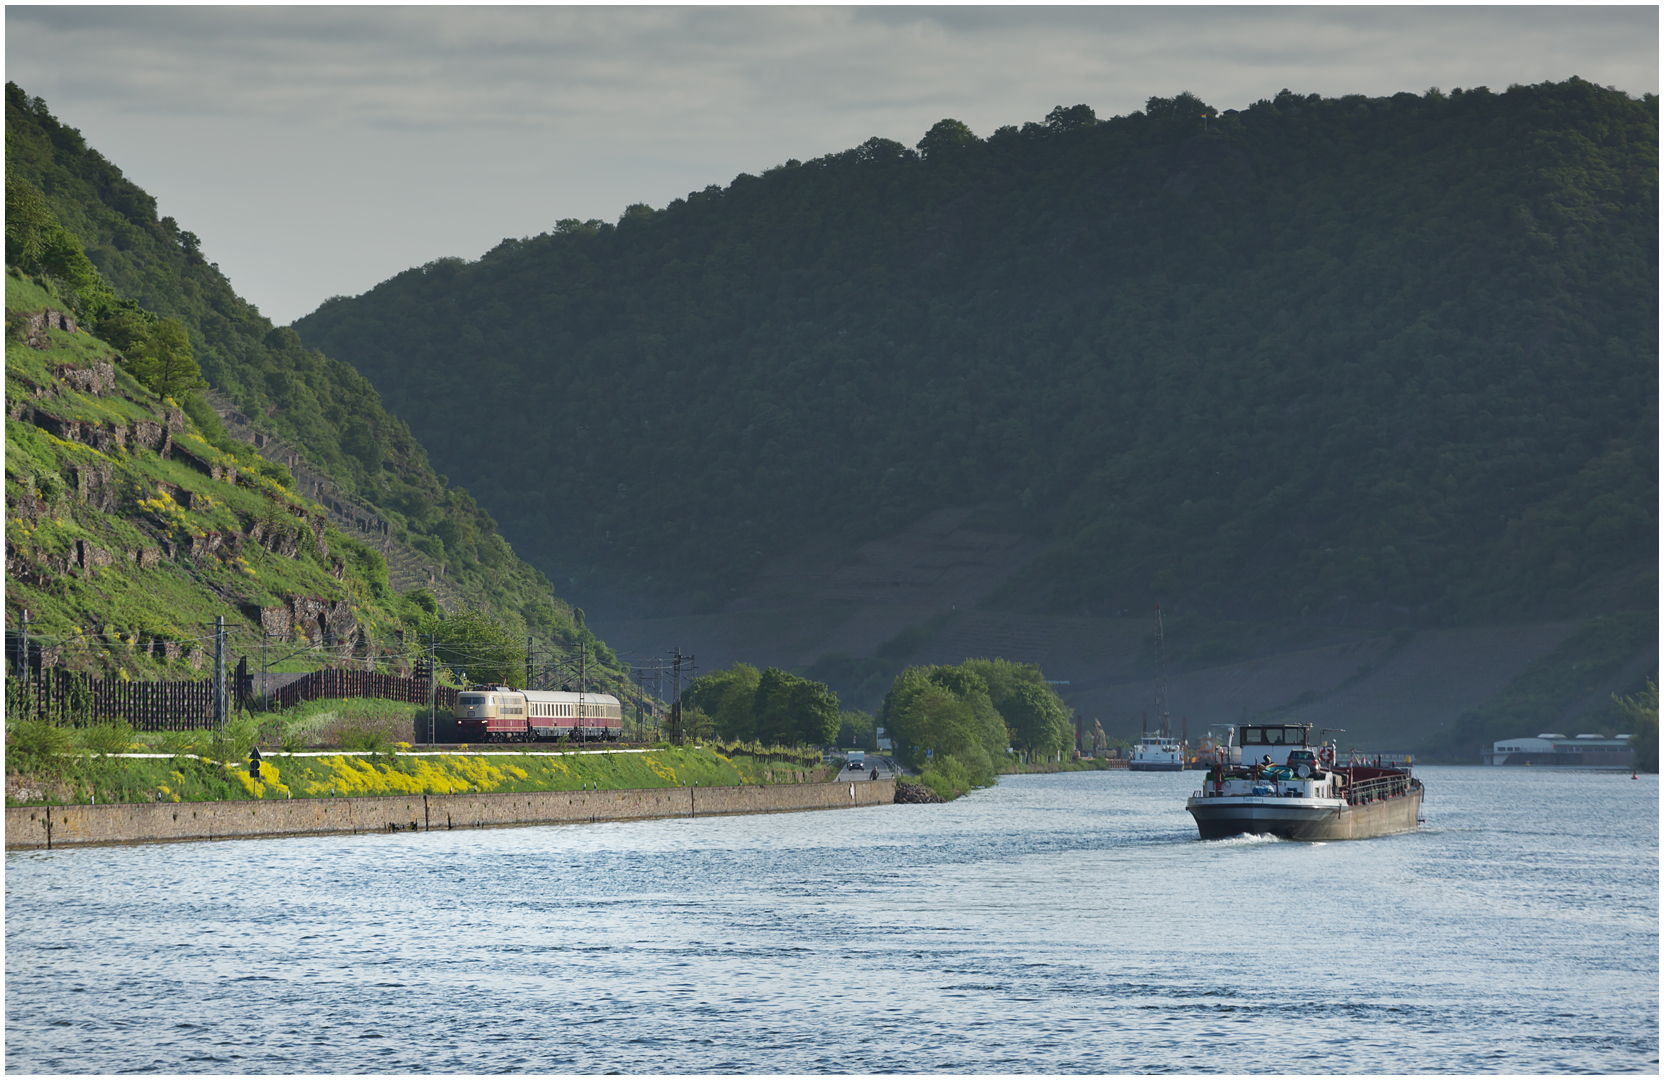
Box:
[454,685,625,743]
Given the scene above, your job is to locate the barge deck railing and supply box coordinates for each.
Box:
[1346,772,1418,805]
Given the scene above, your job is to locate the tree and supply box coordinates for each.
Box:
[4,167,56,268]
[686,663,761,740]
[404,605,522,687]
[95,305,158,354]
[917,118,979,160]
[837,708,875,749]
[1044,104,1098,132]
[5,168,113,316]
[883,675,994,786]
[1615,680,1658,774]
[1143,92,1210,123]
[961,658,1073,755]
[126,316,203,402]
[1000,682,1073,756]
[879,664,1007,787]
[751,667,839,746]
[785,676,840,745]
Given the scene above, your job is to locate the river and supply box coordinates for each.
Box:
[5,765,1657,1073]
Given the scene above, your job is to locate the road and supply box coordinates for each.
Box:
[838,756,903,780]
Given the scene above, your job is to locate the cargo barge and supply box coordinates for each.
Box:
[1186,724,1423,841]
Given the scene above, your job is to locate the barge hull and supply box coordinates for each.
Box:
[1188,789,1421,841]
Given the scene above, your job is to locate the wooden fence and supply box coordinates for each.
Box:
[268,668,455,712]
[7,665,218,730]
[7,657,450,731]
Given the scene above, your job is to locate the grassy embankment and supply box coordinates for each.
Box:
[5,697,832,807]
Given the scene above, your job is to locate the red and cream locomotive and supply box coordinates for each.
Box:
[454,686,624,742]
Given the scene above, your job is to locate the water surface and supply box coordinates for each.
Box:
[6,765,1657,1073]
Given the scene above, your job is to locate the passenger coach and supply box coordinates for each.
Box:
[454,686,624,742]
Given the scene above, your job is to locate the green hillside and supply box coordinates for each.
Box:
[294,79,1656,626]
[5,82,615,665]
[4,269,401,674]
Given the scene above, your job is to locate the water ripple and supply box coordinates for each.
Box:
[6,766,1657,1073]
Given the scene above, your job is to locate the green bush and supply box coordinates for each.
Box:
[78,721,136,756]
[918,754,975,801]
[1615,681,1658,774]
[7,719,73,772]
[154,730,195,756]
[338,722,391,754]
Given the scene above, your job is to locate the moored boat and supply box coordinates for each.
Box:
[1131,603,1186,772]
[1484,733,1635,768]
[1129,732,1185,771]
[1186,723,1423,841]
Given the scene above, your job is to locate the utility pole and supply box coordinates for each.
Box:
[1154,604,1170,738]
[16,608,29,681]
[427,629,437,745]
[526,636,534,690]
[578,642,587,741]
[671,649,682,742]
[15,609,30,722]
[633,668,643,742]
[213,615,226,731]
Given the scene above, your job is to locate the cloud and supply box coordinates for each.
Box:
[14,7,1656,130]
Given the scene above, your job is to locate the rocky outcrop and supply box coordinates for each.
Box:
[262,594,360,654]
[25,411,174,459]
[171,441,237,483]
[75,539,112,575]
[71,462,117,512]
[129,419,171,456]
[259,604,292,638]
[55,360,115,396]
[17,308,79,348]
[324,599,358,644]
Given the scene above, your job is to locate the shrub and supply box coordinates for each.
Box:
[7,719,74,773]
[79,721,136,755]
[316,712,408,753]
[918,753,975,801]
[155,730,195,756]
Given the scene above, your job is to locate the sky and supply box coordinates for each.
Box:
[6,5,1658,326]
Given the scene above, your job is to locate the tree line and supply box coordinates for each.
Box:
[687,655,1074,796]
[293,79,1656,628]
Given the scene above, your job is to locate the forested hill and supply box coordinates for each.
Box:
[5,83,602,651]
[296,80,1657,625]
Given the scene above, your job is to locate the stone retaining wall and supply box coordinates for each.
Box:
[5,779,896,850]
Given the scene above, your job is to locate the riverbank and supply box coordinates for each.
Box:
[5,741,826,808]
[5,777,896,849]
[1000,756,1128,774]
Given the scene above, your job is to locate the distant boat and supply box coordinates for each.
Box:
[1186,724,1240,770]
[1484,733,1635,769]
[1130,604,1185,772]
[1129,731,1185,771]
